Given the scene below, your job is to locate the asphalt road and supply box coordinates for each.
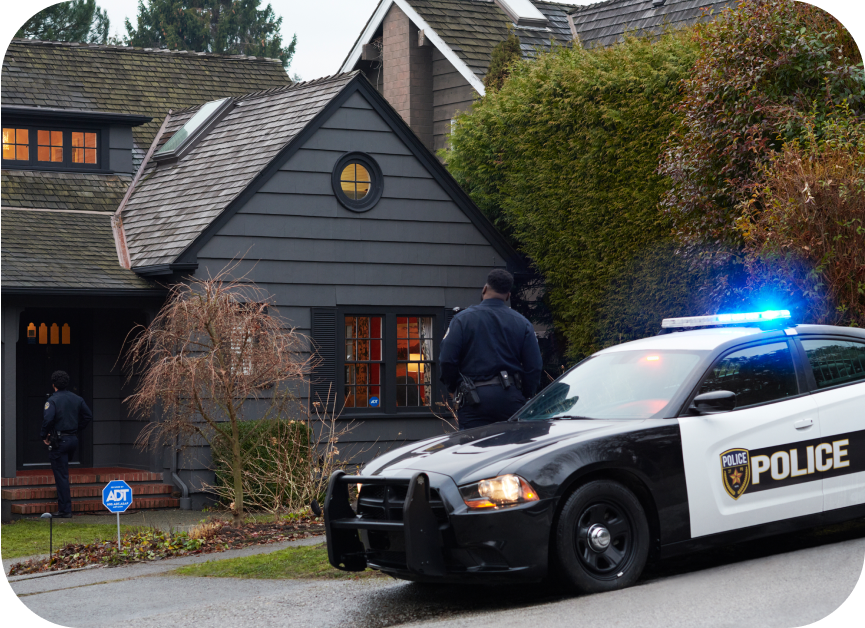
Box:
[8,520,865,628]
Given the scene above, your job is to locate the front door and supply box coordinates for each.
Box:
[679,339,823,538]
[17,310,93,469]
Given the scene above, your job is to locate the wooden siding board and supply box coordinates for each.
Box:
[321,107,392,133]
[239,195,467,222]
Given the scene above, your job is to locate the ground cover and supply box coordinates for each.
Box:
[175,542,385,580]
[1,520,137,559]
[6,515,324,576]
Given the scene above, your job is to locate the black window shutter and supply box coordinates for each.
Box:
[311,308,337,409]
[444,307,459,333]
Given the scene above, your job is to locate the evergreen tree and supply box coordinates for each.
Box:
[16,0,110,44]
[125,0,297,69]
[483,30,521,93]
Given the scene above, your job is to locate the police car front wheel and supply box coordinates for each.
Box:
[554,480,650,593]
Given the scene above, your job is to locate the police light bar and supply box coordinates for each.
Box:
[661,310,792,329]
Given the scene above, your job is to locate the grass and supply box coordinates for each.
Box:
[175,543,385,580]
[1,520,136,559]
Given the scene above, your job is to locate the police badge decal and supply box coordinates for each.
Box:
[720,448,751,500]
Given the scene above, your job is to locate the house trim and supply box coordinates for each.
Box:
[170,74,522,272]
[340,0,487,96]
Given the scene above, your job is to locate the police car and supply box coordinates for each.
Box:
[324,311,865,592]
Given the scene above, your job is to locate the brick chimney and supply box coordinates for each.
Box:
[383,3,433,150]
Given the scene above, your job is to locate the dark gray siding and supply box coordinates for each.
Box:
[432,47,477,152]
[194,88,505,465]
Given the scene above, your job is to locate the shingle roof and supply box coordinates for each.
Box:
[1,208,156,291]
[1,170,130,213]
[407,0,576,78]
[2,39,293,150]
[121,73,358,269]
[568,0,736,49]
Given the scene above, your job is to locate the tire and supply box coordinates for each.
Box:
[553,479,650,593]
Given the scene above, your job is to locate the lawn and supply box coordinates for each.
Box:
[1,520,135,559]
[175,543,386,580]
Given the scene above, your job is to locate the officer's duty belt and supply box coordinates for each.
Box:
[474,372,521,388]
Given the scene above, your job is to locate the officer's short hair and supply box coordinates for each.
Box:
[51,370,70,390]
[486,269,514,295]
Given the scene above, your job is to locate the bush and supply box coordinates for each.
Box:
[738,109,865,326]
[659,0,865,248]
[484,30,522,93]
[444,31,699,357]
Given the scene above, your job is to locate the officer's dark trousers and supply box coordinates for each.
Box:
[49,434,78,515]
[457,386,526,431]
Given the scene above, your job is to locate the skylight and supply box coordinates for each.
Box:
[495,0,549,27]
[155,97,231,159]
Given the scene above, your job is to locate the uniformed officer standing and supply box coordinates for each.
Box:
[41,370,93,518]
[440,269,543,430]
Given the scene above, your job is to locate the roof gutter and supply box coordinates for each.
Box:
[112,110,173,269]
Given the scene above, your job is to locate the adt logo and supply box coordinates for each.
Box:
[369,396,380,408]
[102,480,133,513]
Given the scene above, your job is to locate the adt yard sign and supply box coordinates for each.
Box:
[103,480,133,513]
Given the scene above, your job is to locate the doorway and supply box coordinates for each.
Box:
[16,310,93,469]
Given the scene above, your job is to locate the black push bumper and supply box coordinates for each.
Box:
[324,470,447,577]
[324,469,554,582]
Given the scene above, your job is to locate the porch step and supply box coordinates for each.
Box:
[10,497,180,515]
[1,467,163,487]
[2,483,174,501]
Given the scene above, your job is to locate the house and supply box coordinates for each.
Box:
[1,40,519,516]
[1,40,292,518]
[341,0,735,151]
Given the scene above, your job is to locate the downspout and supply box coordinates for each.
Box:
[171,436,191,510]
[112,111,173,269]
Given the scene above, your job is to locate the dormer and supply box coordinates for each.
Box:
[1,106,151,175]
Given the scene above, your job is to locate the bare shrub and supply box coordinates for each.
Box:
[126,265,314,522]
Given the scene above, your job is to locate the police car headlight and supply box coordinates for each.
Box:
[459,474,539,510]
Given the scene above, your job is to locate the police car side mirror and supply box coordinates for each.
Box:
[691,390,736,415]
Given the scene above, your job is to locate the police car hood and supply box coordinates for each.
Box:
[361,419,632,485]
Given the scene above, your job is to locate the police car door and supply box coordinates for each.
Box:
[798,337,865,512]
[679,339,822,538]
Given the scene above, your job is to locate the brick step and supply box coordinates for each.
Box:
[10,497,180,515]
[3,483,174,501]
[2,469,163,487]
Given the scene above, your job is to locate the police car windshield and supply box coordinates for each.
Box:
[515,350,706,421]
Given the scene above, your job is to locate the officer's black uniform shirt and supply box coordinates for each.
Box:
[439,299,543,398]
[41,390,93,439]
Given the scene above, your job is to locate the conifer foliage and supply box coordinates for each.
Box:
[125,0,297,69]
[483,30,522,93]
[16,0,110,44]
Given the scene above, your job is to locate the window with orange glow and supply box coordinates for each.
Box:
[344,316,383,408]
[397,317,434,407]
[27,321,71,345]
[2,128,29,161]
[71,132,97,164]
[38,130,64,162]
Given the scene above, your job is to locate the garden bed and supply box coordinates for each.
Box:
[8,515,324,576]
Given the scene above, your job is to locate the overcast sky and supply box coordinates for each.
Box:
[5,1,597,80]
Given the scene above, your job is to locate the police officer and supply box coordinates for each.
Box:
[41,370,93,518]
[440,269,543,430]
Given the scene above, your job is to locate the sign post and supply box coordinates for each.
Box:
[102,480,133,550]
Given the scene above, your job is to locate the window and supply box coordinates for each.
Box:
[155,97,232,160]
[801,339,865,389]
[397,317,434,407]
[332,152,383,212]
[697,342,798,409]
[1,126,101,169]
[3,128,29,161]
[344,316,383,408]
[26,321,71,345]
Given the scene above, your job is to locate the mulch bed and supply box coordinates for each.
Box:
[8,516,325,577]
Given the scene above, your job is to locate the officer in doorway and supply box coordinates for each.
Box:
[41,370,93,518]
[440,269,543,430]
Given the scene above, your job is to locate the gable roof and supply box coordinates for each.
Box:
[120,72,520,273]
[341,0,576,96]
[1,208,158,294]
[2,39,292,150]
[568,0,736,49]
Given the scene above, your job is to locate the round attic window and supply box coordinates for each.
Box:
[332,152,383,212]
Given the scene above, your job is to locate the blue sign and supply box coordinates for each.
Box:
[369,396,380,408]
[102,480,133,513]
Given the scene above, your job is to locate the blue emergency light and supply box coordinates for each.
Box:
[661,309,792,329]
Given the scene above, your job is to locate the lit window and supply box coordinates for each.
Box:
[340,164,371,200]
[38,130,63,163]
[50,323,60,345]
[38,323,48,345]
[397,317,434,407]
[62,324,71,345]
[71,132,97,164]
[2,128,29,161]
[27,322,36,344]
[344,316,383,408]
